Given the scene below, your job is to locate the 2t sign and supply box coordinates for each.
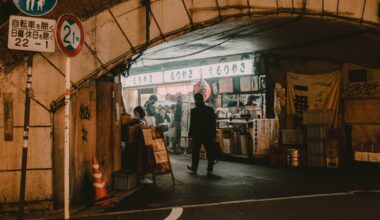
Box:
[63,25,79,45]
[56,15,84,57]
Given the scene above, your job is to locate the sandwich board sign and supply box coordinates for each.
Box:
[8,15,56,52]
[13,0,58,17]
[55,14,84,57]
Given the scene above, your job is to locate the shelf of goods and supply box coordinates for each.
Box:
[217,118,276,158]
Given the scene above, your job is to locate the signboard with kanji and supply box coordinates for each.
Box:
[8,15,56,52]
[13,0,58,17]
[122,59,254,88]
[55,14,84,57]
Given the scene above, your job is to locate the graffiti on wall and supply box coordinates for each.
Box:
[81,127,88,142]
[79,104,91,120]
[343,82,380,97]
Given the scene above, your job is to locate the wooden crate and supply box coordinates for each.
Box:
[113,170,137,191]
[326,157,339,168]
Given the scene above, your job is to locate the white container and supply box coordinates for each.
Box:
[223,139,232,154]
[240,135,248,155]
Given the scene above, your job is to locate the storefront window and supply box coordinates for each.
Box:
[123,89,138,114]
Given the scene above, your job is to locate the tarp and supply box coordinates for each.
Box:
[286,71,341,128]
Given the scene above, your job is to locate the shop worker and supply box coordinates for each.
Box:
[156,107,171,131]
[173,94,182,153]
[187,93,217,176]
[144,95,158,127]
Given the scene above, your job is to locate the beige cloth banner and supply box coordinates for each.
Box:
[286,71,341,128]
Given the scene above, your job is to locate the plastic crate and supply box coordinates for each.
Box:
[326,157,339,168]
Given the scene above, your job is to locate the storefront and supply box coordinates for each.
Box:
[121,54,275,159]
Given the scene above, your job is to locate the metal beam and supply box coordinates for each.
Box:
[149,6,166,42]
[336,0,340,15]
[181,0,194,28]
[215,0,222,21]
[85,41,109,72]
[246,0,252,15]
[360,0,367,24]
[38,53,77,89]
[108,8,136,53]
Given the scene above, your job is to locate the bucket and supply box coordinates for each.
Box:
[287,149,300,167]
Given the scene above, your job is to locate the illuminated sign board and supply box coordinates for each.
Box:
[122,59,254,88]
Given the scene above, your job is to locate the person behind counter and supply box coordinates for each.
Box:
[155,107,171,130]
[144,95,158,127]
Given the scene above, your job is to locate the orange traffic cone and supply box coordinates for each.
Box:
[92,156,114,206]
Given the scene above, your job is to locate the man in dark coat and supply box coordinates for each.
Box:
[187,93,216,175]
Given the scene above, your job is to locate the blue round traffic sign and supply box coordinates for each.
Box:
[56,14,84,57]
[13,0,58,16]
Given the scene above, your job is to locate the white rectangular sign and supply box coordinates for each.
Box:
[123,59,254,88]
[122,72,164,88]
[8,15,56,53]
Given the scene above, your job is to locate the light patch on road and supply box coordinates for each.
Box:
[164,207,183,220]
[73,189,380,219]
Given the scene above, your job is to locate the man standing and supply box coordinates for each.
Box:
[187,93,216,175]
[173,95,182,153]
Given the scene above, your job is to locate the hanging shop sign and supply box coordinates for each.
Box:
[122,72,164,88]
[122,59,254,88]
[8,15,56,52]
[13,0,58,17]
[164,59,254,83]
[193,79,211,101]
[55,14,84,57]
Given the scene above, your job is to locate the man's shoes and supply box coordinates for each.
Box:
[187,165,197,174]
[207,170,214,176]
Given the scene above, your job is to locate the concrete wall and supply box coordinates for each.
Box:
[342,63,380,146]
[0,0,379,209]
[267,57,380,147]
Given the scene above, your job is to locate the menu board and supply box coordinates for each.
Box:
[142,128,173,176]
[240,76,252,92]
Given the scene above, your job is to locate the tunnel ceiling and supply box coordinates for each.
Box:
[132,16,380,73]
[0,0,379,75]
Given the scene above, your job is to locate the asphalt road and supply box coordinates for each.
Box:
[103,155,380,212]
[68,154,380,220]
[74,191,380,220]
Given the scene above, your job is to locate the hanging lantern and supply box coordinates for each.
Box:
[193,79,211,101]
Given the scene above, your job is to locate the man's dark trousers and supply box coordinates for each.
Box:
[192,138,215,171]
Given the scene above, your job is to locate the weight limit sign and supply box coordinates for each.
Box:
[56,14,84,57]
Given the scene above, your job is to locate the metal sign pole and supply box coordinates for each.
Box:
[19,52,33,220]
[64,57,71,219]
[55,14,84,219]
